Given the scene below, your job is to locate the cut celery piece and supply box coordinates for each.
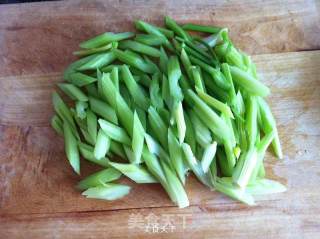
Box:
[246,179,286,195]
[229,66,270,97]
[78,142,110,167]
[168,128,186,184]
[82,183,131,200]
[201,141,217,173]
[109,162,157,183]
[80,32,134,49]
[98,119,131,146]
[77,168,122,190]
[89,96,118,124]
[58,83,88,101]
[63,121,80,175]
[182,143,212,187]
[173,101,186,143]
[131,111,145,164]
[94,129,111,160]
[51,115,63,136]
[168,55,183,101]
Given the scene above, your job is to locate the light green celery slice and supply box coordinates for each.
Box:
[98,119,131,146]
[89,96,118,124]
[113,49,156,74]
[85,109,97,143]
[75,101,88,119]
[51,115,63,136]
[78,142,109,167]
[173,101,186,143]
[189,55,230,90]
[111,67,119,90]
[214,178,255,206]
[257,97,282,159]
[188,90,231,142]
[142,149,178,204]
[99,72,117,108]
[250,131,275,182]
[63,54,97,81]
[94,129,111,160]
[132,111,145,164]
[109,162,157,183]
[184,111,196,153]
[188,109,212,147]
[135,34,167,46]
[221,63,237,107]
[134,20,173,51]
[165,16,191,41]
[52,92,79,139]
[121,65,150,110]
[182,23,221,34]
[63,121,80,175]
[119,40,161,57]
[197,90,234,119]
[147,107,168,148]
[100,73,133,135]
[180,48,193,80]
[168,128,186,184]
[144,133,171,168]
[156,26,174,38]
[78,52,116,71]
[168,55,183,101]
[69,72,97,87]
[160,160,190,208]
[58,83,88,101]
[191,66,205,92]
[80,32,135,49]
[150,73,164,109]
[229,66,270,97]
[182,143,212,187]
[77,168,122,190]
[142,148,167,184]
[159,46,168,73]
[201,141,217,173]
[116,92,134,136]
[246,178,286,195]
[232,147,258,189]
[245,96,258,148]
[221,113,236,148]
[82,183,131,200]
[73,43,112,56]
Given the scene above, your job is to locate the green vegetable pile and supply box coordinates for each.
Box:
[51,16,286,207]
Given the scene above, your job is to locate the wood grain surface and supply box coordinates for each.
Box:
[0,0,320,238]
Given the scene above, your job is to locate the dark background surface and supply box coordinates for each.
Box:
[0,0,57,3]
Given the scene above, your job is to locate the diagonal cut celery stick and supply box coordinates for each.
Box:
[132,111,145,164]
[77,168,122,190]
[168,128,187,184]
[80,32,134,49]
[63,120,80,175]
[201,141,217,173]
[82,183,131,200]
[109,162,157,183]
[98,119,131,146]
[94,129,111,160]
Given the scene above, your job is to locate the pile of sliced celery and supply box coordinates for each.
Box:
[51,17,285,207]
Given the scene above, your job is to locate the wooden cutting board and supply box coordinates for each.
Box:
[0,0,320,238]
